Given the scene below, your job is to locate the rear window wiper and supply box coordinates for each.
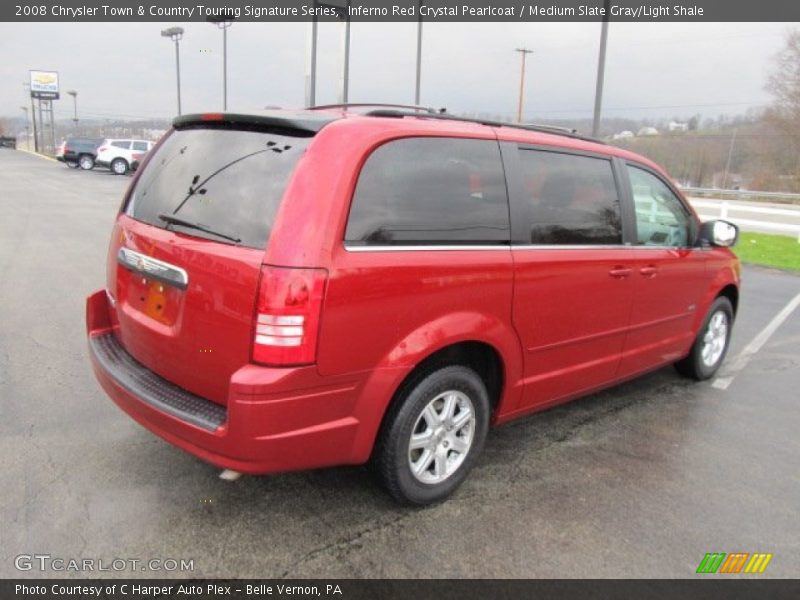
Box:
[158,213,241,244]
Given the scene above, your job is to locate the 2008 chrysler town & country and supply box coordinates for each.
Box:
[86,106,740,505]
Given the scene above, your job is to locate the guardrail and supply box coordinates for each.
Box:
[681,187,800,203]
[689,199,800,242]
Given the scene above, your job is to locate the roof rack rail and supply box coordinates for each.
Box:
[364,109,605,145]
[309,103,443,115]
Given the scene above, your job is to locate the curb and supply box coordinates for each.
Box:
[16,148,58,163]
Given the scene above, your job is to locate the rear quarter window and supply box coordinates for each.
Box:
[345,137,510,246]
[516,149,622,245]
[124,127,310,249]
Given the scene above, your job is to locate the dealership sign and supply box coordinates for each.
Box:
[29,70,59,99]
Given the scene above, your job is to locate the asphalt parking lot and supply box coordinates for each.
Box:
[1,148,799,578]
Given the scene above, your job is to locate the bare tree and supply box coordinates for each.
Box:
[766,30,800,142]
[765,29,800,189]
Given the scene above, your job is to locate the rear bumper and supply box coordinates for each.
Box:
[86,289,362,474]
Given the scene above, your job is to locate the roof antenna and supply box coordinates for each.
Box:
[438,107,447,114]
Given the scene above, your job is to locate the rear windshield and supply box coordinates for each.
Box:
[124,127,310,249]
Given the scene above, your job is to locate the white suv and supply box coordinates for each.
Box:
[96,139,154,175]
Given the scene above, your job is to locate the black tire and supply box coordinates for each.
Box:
[110,158,128,175]
[78,154,95,170]
[373,365,490,506]
[66,159,79,169]
[675,296,734,381]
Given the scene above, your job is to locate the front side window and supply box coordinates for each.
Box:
[517,149,622,245]
[345,137,510,245]
[628,165,690,247]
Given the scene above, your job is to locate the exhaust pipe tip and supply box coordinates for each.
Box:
[219,469,242,482]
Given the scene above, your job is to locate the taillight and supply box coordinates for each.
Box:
[252,265,327,366]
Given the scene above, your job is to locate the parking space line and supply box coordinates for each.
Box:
[712,291,800,390]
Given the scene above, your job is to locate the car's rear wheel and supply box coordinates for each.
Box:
[675,296,733,380]
[78,154,95,170]
[110,158,128,175]
[373,365,490,505]
[66,159,79,169]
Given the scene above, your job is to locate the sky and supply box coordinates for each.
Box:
[0,21,795,124]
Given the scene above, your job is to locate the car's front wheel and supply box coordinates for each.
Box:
[78,154,95,170]
[373,365,490,505]
[110,158,128,175]
[675,296,734,380]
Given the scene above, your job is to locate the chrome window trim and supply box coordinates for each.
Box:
[344,244,511,252]
[342,243,647,252]
[117,247,189,290]
[511,244,629,250]
[342,243,703,252]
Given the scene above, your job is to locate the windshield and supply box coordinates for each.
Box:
[124,127,310,249]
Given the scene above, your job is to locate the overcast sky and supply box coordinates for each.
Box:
[0,21,795,123]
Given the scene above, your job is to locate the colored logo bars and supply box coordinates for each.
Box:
[696,552,773,574]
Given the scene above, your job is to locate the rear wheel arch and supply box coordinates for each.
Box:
[367,340,506,463]
[393,341,505,414]
[345,312,524,465]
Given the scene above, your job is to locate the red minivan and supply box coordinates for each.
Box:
[86,106,740,504]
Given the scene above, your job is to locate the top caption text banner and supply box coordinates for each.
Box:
[6,0,800,22]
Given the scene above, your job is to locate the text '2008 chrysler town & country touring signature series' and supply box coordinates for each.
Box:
[86,105,740,505]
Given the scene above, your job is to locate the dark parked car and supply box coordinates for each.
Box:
[56,137,103,170]
[87,106,740,505]
[0,136,16,149]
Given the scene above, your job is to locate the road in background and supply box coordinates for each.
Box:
[687,196,800,238]
[1,149,799,578]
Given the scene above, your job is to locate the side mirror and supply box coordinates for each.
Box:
[698,220,739,248]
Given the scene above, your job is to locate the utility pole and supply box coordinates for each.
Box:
[339,0,351,103]
[591,0,611,137]
[305,15,318,107]
[722,128,738,190]
[515,48,533,123]
[20,106,30,150]
[415,0,423,105]
[67,90,78,127]
[24,80,38,153]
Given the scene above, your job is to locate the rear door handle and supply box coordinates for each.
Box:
[640,265,658,278]
[609,266,632,279]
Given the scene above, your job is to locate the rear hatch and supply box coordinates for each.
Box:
[107,117,318,405]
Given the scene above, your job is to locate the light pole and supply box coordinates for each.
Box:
[591,0,611,137]
[20,106,30,150]
[208,16,234,111]
[514,48,533,123]
[67,90,78,127]
[161,26,184,116]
